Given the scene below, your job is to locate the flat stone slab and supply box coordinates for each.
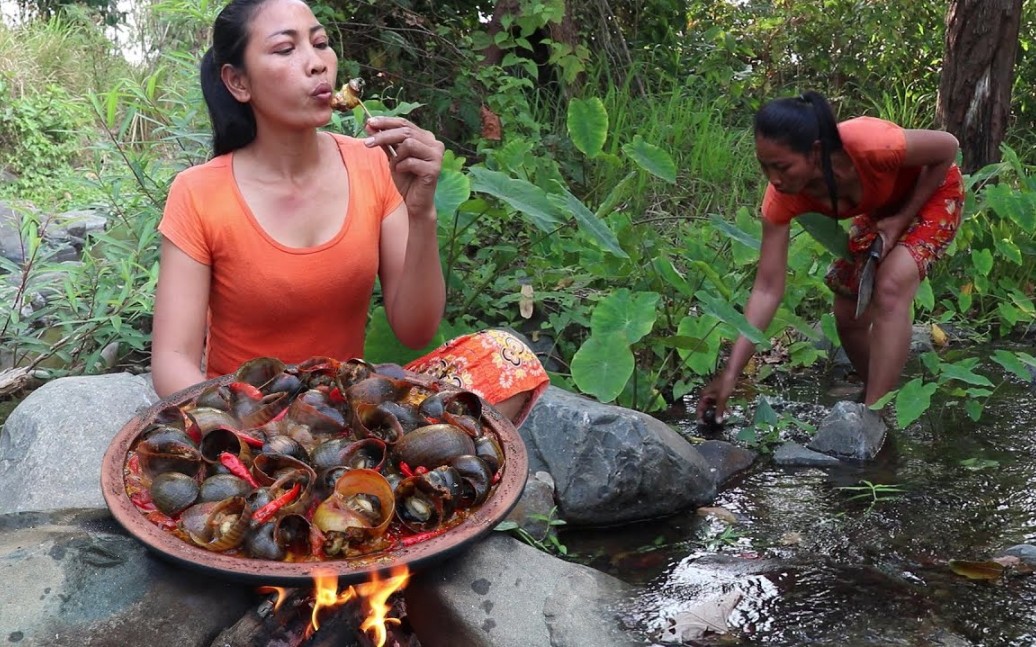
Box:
[773,442,843,467]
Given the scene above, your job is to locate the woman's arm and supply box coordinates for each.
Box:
[698,219,790,420]
[151,237,210,397]
[370,117,446,348]
[877,129,959,250]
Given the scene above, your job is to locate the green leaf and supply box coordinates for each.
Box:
[694,290,765,345]
[795,212,850,259]
[590,289,659,344]
[363,305,449,365]
[914,278,934,311]
[965,400,984,421]
[434,169,470,219]
[571,332,635,402]
[676,315,724,376]
[657,335,707,351]
[653,257,693,297]
[596,171,637,219]
[992,349,1036,382]
[895,378,937,427]
[468,167,564,232]
[494,520,520,531]
[753,398,779,428]
[622,135,676,184]
[971,248,994,276]
[938,361,994,387]
[549,183,627,258]
[709,213,760,250]
[566,97,608,158]
[820,312,841,348]
[994,237,1023,265]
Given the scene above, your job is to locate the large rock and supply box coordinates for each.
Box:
[0,373,159,514]
[519,387,716,526]
[0,508,256,646]
[807,401,886,460]
[694,440,757,485]
[406,533,646,647]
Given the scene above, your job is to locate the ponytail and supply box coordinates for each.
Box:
[755,90,844,216]
[200,48,256,156]
[200,0,272,157]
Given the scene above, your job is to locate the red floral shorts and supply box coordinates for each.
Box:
[825,165,965,298]
[405,329,549,426]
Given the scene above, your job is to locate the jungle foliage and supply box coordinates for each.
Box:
[1,0,1034,428]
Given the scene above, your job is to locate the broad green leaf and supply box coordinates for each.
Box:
[566,97,608,158]
[992,349,1035,381]
[820,312,841,348]
[622,135,676,184]
[468,167,564,232]
[689,260,732,300]
[590,289,659,344]
[958,291,973,313]
[363,305,450,365]
[676,315,724,376]
[434,169,470,218]
[938,362,994,387]
[571,332,634,402]
[709,213,760,250]
[549,183,627,258]
[914,279,934,311]
[985,183,1036,230]
[653,257,693,297]
[895,378,937,428]
[995,237,1023,265]
[657,335,707,351]
[694,290,765,345]
[753,398,779,428]
[971,248,994,276]
[494,521,520,531]
[795,212,849,259]
[596,171,637,218]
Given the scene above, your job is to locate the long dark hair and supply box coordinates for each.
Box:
[754,91,843,216]
[200,0,272,157]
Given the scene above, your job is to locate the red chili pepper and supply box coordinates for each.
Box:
[414,465,428,475]
[129,489,157,512]
[145,510,178,531]
[252,482,301,524]
[399,462,414,478]
[219,452,260,489]
[401,526,448,546]
[328,387,346,404]
[184,421,202,445]
[127,453,141,476]
[236,431,265,448]
[491,469,502,485]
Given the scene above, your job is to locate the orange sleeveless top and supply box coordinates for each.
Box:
[158,133,402,377]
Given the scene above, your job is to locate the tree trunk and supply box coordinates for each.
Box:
[937,0,1022,173]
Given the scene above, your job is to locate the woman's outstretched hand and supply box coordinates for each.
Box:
[697,373,736,425]
[363,116,444,219]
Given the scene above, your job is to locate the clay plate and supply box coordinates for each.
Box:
[101,373,529,586]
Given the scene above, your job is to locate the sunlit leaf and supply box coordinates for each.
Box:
[622,135,676,184]
[938,362,993,387]
[971,248,994,276]
[677,315,725,376]
[570,332,634,402]
[566,97,608,158]
[948,559,1005,581]
[590,289,659,343]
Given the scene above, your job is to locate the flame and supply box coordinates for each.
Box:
[305,566,410,647]
[357,566,410,647]
[309,568,357,634]
[256,585,289,612]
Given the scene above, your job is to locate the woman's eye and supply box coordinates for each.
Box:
[315,41,329,49]
[274,46,294,55]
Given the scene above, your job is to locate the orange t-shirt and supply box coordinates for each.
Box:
[158,133,403,378]
[761,116,925,225]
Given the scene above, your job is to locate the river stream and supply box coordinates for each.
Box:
[563,348,1036,646]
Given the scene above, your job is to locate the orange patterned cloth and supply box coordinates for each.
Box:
[405,329,549,426]
[825,165,964,297]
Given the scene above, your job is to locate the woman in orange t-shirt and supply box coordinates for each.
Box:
[152,0,547,424]
[697,91,963,422]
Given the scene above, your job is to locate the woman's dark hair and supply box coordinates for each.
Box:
[754,90,843,216]
[201,0,272,156]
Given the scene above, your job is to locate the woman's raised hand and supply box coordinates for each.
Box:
[363,116,444,220]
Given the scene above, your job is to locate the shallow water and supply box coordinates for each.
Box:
[562,351,1036,646]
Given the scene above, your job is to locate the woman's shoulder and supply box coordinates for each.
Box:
[838,117,905,151]
[172,154,233,192]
